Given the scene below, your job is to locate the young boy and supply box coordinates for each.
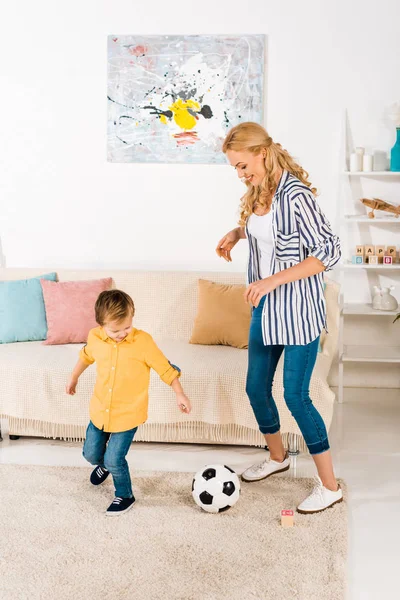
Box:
[66,289,191,516]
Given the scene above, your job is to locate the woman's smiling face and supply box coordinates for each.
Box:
[226,149,267,187]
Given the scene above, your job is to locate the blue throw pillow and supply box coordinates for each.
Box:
[0,273,57,343]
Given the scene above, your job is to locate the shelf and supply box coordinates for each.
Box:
[344,171,400,177]
[341,261,400,270]
[342,345,400,363]
[343,303,398,316]
[343,215,400,223]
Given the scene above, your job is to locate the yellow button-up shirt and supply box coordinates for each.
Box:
[79,326,181,433]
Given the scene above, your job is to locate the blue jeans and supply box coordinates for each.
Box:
[246,297,330,455]
[83,421,137,498]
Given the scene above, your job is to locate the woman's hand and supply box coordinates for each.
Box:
[216,228,241,262]
[244,276,280,308]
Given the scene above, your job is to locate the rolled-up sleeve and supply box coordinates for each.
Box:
[79,331,95,365]
[294,191,341,271]
[145,335,181,385]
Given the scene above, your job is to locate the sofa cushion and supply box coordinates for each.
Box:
[41,278,112,344]
[190,279,251,349]
[0,272,57,343]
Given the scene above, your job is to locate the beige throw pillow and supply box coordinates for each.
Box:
[190,279,251,349]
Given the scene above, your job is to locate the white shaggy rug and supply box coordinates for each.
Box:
[0,465,347,600]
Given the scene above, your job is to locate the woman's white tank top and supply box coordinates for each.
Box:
[247,211,273,279]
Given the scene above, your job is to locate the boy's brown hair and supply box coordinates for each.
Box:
[95,289,135,325]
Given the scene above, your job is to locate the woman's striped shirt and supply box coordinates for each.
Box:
[245,170,341,346]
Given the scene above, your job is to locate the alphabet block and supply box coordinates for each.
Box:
[369,255,378,265]
[375,246,385,263]
[364,245,375,263]
[386,246,397,263]
[356,245,364,256]
[383,256,393,265]
[281,509,294,528]
[352,255,364,264]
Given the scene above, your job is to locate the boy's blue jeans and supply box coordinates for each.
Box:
[83,421,137,498]
[246,297,330,455]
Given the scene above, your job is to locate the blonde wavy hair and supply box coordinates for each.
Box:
[222,122,317,226]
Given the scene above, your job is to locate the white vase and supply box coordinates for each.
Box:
[363,154,373,172]
[350,153,362,172]
[372,286,382,310]
[380,287,398,311]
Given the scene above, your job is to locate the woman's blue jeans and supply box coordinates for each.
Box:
[246,297,330,455]
[83,421,137,498]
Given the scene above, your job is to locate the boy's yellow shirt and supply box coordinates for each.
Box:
[80,326,181,433]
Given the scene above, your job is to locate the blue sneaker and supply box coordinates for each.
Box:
[106,496,135,516]
[90,466,110,486]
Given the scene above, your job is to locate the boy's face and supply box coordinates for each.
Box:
[103,314,133,342]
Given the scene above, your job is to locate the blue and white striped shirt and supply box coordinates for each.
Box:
[245,170,341,346]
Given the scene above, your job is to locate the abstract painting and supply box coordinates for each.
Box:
[107,35,265,164]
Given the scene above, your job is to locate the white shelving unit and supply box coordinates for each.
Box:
[343,215,400,223]
[341,261,400,270]
[344,171,400,177]
[342,345,400,363]
[337,125,400,403]
[343,303,398,316]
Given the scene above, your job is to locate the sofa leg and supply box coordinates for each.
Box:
[288,434,300,456]
[9,435,20,441]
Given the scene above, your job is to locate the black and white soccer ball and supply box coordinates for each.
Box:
[192,464,241,513]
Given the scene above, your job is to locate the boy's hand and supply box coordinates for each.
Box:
[176,393,191,414]
[66,378,78,395]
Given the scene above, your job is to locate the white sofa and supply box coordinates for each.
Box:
[0,269,340,451]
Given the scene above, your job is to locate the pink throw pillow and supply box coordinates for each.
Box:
[41,278,112,344]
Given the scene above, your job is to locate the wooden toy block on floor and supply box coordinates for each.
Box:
[383,256,393,265]
[364,245,375,262]
[369,255,378,265]
[356,245,364,256]
[352,255,364,264]
[281,509,294,528]
[375,246,385,263]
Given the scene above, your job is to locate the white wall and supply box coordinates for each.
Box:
[0,0,399,387]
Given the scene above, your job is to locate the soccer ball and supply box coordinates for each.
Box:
[192,464,241,513]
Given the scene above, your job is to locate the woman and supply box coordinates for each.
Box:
[216,122,342,514]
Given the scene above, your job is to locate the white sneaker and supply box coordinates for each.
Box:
[297,476,343,514]
[241,453,290,482]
